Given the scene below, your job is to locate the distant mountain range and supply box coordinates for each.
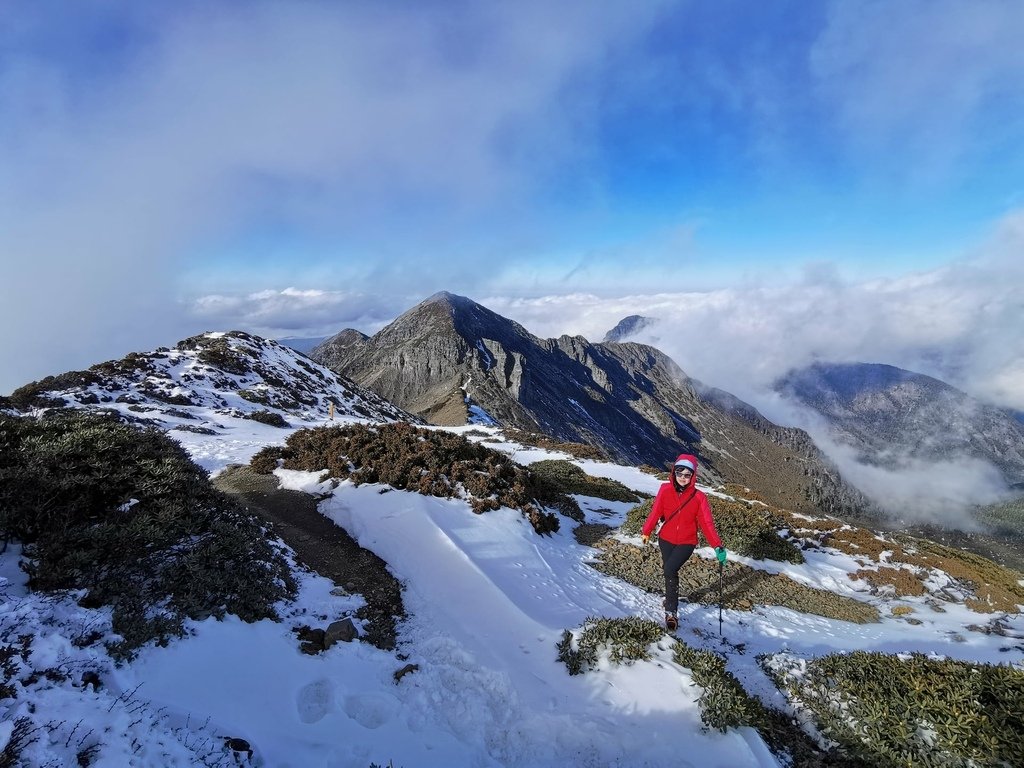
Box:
[277,336,327,354]
[22,293,1023,522]
[775,362,1024,491]
[311,292,869,517]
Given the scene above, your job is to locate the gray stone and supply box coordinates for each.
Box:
[324,617,357,647]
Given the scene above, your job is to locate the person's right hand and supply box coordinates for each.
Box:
[641,534,650,545]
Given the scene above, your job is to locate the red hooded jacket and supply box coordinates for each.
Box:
[641,453,722,548]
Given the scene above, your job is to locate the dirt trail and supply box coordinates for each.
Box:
[213,465,404,650]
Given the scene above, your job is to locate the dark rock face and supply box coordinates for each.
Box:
[603,315,657,342]
[776,362,1024,490]
[312,292,870,516]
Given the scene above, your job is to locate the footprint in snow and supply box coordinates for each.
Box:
[343,693,394,729]
[296,678,335,724]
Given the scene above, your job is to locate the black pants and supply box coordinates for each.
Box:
[659,539,695,615]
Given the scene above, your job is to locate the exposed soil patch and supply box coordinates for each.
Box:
[213,465,404,650]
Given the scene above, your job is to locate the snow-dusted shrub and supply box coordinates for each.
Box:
[242,408,289,428]
[528,459,643,504]
[0,410,296,659]
[0,585,246,767]
[250,422,567,535]
[764,650,1024,767]
[5,369,103,410]
[673,644,766,731]
[179,333,252,375]
[556,617,664,675]
[672,642,835,766]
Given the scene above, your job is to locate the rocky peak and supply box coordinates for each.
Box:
[776,361,1024,488]
[312,329,369,371]
[604,315,657,343]
[310,293,872,516]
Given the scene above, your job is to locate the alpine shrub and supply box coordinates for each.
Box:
[672,641,845,766]
[528,460,643,504]
[250,422,569,535]
[557,617,664,675]
[673,643,768,732]
[764,650,1024,767]
[243,409,289,428]
[0,411,296,659]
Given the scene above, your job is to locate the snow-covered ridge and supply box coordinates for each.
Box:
[12,330,413,428]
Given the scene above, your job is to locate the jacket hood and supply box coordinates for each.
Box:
[673,453,698,488]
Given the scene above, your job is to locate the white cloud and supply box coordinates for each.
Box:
[811,0,1024,181]
[191,288,401,339]
[495,209,1024,415]
[0,1,667,392]
[483,213,1024,522]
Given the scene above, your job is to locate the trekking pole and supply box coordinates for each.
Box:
[718,559,724,638]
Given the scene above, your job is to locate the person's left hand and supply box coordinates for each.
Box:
[641,534,650,546]
[715,546,727,564]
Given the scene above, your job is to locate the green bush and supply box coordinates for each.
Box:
[528,460,643,504]
[0,411,296,659]
[243,409,289,428]
[764,650,1024,767]
[557,616,664,675]
[250,422,567,535]
[672,642,847,765]
[710,497,804,564]
[621,497,653,536]
[673,643,770,732]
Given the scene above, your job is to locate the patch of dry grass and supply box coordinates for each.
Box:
[775,514,1024,615]
[894,538,1024,614]
[589,538,878,624]
[851,566,927,597]
[501,428,607,461]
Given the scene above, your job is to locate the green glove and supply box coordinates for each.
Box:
[715,546,727,564]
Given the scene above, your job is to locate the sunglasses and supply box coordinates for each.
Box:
[674,467,693,475]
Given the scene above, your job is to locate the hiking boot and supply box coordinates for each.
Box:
[665,613,678,632]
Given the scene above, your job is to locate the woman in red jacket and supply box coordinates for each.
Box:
[641,453,727,630]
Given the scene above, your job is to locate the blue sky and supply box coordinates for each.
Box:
[2,0,1023,408]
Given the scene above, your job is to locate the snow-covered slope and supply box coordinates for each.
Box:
[3,417,1023,767]
[7,329,412,431]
